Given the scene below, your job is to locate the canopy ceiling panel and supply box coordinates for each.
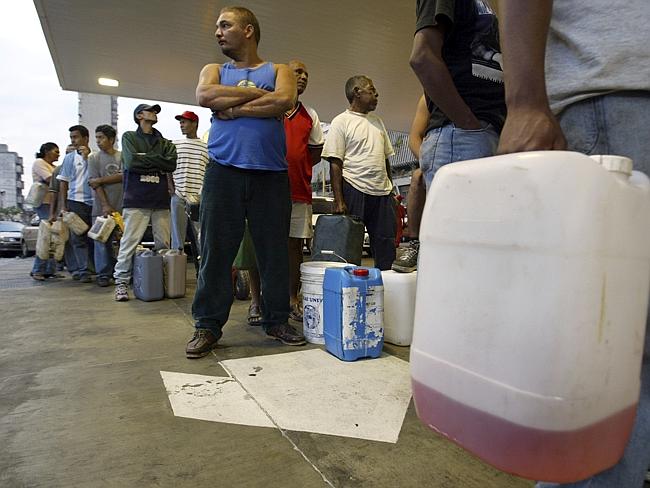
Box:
[34,0,422,131]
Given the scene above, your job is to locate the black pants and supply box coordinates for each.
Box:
[192,162,291,334]
[342,180,396,270]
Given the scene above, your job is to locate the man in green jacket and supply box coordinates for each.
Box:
[113,103,177,301]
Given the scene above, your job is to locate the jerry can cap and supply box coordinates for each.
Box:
[352,268,369,277]
[590,155,633,176]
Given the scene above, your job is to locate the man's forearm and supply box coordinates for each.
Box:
[232,91,295,118]
[385,159,393,184]
[499,0,553,109]
[58,181,68,213]
[408,137,423,160]
[95,187,110,213]
[197,85,267,111]
[496,0,566,153]
[99,174,122,185]
[309,147,323,166]
[329,159,344,201]
[49,192,58,219]
[410,29,480,129]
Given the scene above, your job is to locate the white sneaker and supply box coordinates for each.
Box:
[114,283,129,302]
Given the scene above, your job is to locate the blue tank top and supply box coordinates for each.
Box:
[207,62,287,171]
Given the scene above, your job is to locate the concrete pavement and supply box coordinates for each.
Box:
[0,256,532,488]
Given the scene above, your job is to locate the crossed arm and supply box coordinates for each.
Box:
[196,63,296,119]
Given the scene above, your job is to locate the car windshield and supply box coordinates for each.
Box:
[0,221,24,232]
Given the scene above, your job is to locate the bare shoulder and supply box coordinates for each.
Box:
[200,63,222,75]
[198,63,222,84]
[274,63,290,73]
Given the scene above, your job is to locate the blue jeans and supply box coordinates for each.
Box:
[66,200,92,278]
[192,162,290,334]
[419,121,499,190]
[93,216,117,280]
[537,92,650,488]
[170,194,199,250]
[31,204,54,276]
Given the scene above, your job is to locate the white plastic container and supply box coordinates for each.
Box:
[160,249,187,298]
[26,181,48,207]
[411,151,650,483]
[62,211,89,236]
[36,220,51,260]
[300,261,349,344]
[381,270,417,346]
[50,220,68,262]
[88,215,116,243]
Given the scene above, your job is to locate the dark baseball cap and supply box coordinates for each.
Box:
[133,103,161,123]
[175,111,199,122]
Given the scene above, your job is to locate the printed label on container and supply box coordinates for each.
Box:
[341,285,384,351]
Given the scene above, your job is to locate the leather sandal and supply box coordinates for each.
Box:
[288,303,303,322]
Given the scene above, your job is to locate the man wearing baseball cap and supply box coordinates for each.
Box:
[113,102,177,301]
[170,110,208,250]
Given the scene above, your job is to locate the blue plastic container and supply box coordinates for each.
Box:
[323,266,384,361]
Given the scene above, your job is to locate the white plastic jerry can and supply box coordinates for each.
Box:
[410,151,650,483]
[36,220,52,260]
[62,211,89,236]
[159,249,187,298]
[88,215,116,243]
[381,270,417,346]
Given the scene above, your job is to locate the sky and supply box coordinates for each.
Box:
[0,2,207,189]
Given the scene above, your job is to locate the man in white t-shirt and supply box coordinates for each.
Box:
[322,75,396,270]
[171,111,208,250]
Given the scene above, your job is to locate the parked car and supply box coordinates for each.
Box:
[0,221,25,256]
[20,216,39,257]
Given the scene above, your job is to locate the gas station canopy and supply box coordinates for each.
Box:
[34,0,422,131]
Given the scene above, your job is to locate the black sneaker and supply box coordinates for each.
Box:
[97,276,111,287]
[266,323,306,346]
[391,240,419,273]
[186,329,222,358]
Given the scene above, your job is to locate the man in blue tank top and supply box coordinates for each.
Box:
[186,6,305,358]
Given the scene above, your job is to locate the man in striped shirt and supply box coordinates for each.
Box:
[170,111,208,250]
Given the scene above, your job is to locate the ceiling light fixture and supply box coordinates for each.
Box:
[98,77,119,87]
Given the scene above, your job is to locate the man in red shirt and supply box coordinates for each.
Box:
[284,60,324,321]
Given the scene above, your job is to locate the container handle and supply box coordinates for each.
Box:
[311,249,348,264]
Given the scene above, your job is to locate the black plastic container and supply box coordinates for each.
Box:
[311,214,364,265]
